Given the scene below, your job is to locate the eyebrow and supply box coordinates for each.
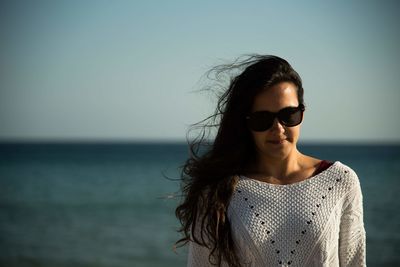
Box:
[251,105,299,113]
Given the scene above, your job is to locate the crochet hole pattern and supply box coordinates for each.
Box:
[236,168,349,266]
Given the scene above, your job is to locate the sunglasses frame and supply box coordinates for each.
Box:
[246,104,305,132]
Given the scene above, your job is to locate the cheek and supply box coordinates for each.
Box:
[287,126,301,140]
[250,132,261,144]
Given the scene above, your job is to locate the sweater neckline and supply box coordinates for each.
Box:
[238,160,340,188]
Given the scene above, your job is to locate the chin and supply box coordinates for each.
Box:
[268,142,296,157]
[260,146,287,158]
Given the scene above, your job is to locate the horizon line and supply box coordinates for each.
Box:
[0,138,399,146]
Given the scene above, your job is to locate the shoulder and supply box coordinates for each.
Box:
[329,161,360,188]
[328,161,363,205]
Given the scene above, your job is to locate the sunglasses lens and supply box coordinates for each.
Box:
[280,108,303,126]
[247,112,274,131]
[247,106,304,132]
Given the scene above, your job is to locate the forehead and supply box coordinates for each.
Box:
[251,82,299,112]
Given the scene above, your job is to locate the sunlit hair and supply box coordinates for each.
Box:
[175,54,305,266]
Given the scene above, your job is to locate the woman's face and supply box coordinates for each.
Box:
[249,81,303,161]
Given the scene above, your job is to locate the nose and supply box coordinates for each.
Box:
[270,118,285,133]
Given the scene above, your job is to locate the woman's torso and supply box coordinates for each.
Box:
[227,160,358,267]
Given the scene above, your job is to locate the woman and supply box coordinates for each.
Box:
[175,55,366,266]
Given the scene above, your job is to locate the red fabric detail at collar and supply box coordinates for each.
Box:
[314,160,334,176]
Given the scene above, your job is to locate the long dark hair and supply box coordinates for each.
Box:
[175,55,305,266]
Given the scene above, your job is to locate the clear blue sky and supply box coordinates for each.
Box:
[1,0,399,143]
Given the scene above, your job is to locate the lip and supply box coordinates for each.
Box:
[268,139,286,145]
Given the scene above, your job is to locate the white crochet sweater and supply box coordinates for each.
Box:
[187,161,366,267]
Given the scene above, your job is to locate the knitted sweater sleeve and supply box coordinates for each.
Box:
[187,207,260,267]
[187,236,215,267]
[339,172,366,266]
[186,211,220,267]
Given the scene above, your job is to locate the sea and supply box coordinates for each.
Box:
[0,142,399,267]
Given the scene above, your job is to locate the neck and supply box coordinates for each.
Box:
[253,150,305,181]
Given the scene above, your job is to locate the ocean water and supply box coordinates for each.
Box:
[0,142,399,267]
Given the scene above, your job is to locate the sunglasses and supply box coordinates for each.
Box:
[246,104,305,132]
